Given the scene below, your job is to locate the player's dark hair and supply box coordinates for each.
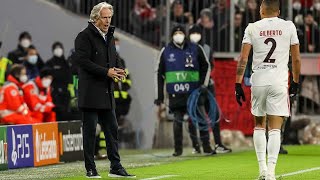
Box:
[262,0,280,14]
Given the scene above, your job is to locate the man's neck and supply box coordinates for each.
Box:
[261,15,278,19]
[92,23,107,37]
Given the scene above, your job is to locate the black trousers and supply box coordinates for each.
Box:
[82,109,121,171]
[173,110,184,152]
[188,120,211,148]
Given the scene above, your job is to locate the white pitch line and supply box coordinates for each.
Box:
[140,175,179,180]
[277,167,320,178]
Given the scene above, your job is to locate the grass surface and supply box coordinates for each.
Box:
[0,145,319,180]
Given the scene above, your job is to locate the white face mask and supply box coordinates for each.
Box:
[315,3,320,11]
[189,33,202,43]
[20,39,31,48]
[28,55,38,65]
[41,78,52,88]
[53,48,64,57]
[19,75,28,83]
[293,2,301,10]
[173,34,185,44]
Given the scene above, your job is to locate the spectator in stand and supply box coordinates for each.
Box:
[209,0,230,51]
[243,0,260,26]
[197,8,217,51]
[130,0,159,44]
[235,0,246,12]
[0,64,38,124]
[24,45,41,80]
[234,11,244,52]
[293,0,304,26]
[46,42,74,121]
[171,0,193,27]
[22,67,56,123]
[311,0,320,24]
[7,32,44,69]
[299,10,320,52]
[182,0,211,20]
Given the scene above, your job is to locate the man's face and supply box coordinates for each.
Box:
[218,0,226,10]
[305,15,314,25]
[95,8,113,33]
[200,15,212,28]
[234,14,243,27]
[247,0,257,10]
[173,4,184,16]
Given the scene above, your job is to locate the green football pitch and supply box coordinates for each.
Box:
[1,145,319,180]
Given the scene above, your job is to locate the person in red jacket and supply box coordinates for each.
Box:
[0,64,38,124]
[22,67,56,122]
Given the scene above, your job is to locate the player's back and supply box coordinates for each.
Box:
[243,17,299,87]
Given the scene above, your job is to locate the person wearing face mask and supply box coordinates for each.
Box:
[46,42,74,121]
[0,64,37,124]
[7,32,44,69]
[188,25,232,154]
[22,67,56,123]
[23,46,41,80]
[154,25,213,156]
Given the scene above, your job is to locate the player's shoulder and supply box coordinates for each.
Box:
[282,19,295,25]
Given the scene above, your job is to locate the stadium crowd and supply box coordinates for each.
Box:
[55,0,320,53]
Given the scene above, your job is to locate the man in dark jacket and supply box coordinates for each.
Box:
[72,2,134,178]
[154,25,214,156]
[46,42,73,121]
[7,31,44,69]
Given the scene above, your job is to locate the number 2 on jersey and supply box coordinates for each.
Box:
[263,38,277,63]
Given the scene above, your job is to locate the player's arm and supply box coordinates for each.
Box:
[236,43,252,83]
[290,45,301,83]
[235,23,252,106]
[289,22,301,97]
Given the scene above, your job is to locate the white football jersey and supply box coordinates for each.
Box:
[242,17,299,87]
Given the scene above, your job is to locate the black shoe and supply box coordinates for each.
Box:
[215,144,232,154]
[108,168,136,178]
[279,146,288,154]
[86,169,101,178]
[203,145,216,155]
[172,150,182,156]
[192,144,201,154]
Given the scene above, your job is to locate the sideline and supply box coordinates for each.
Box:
[140,175,179,180]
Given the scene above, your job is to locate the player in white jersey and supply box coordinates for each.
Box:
[235,0,301,180]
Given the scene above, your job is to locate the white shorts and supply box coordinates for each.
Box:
[251,85,290,117]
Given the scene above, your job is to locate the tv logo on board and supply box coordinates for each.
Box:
[62,128,83,152]
[35,130,57,162]
[10,129,31,166]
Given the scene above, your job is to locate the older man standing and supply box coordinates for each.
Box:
[73,2,135,178]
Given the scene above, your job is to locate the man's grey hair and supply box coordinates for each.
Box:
[89,2,114,22]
